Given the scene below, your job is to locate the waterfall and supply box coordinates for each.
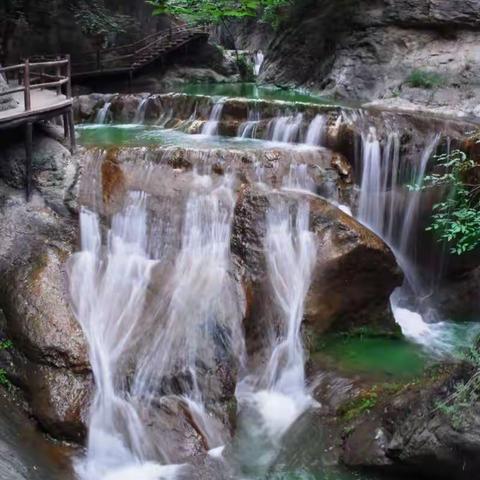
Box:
[358,127,383,232]
[69,160,245,479]
[95,102,112,124]
[254,50,265,77]
[234,196,316,475]
[305,115,327,146]
[134,98,149,124]
[354,126,467,353]
[268,113,303,143]
[282,164,315,194]
[69,194,181,480]
[262,199,316,399]
[238,110,261,139]
[202,99,225,136]
[132,172,244,439]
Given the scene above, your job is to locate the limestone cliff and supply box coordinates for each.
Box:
[232,0,480,118]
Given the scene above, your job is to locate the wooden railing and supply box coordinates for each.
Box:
[72,24,209,74]
[0,55,72,112]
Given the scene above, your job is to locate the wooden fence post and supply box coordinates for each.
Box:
[56,56,62,95]
[24,59,31,111]
[25,121,33,201]
[66,54,72,98]
[68,109,76,154]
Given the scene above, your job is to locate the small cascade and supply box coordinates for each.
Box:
[254,50,265,76]
[95,102,111,124]
[134,97,149,124]
[305,114,327,146]
[354,124,465,352]
[157,108,173,128]
[69,194,181,480]
[282,163,315,194]
[357,127,383,232]
[202,99,225,136]
[262,199,316,399]
[268,113,303,143]
[235,196,316,475]
[238,109,261,139]
[70,158,246,479]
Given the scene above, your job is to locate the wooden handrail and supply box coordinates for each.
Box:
[0,55,72,114]
[72,23,209,74]
[74,23,207,58]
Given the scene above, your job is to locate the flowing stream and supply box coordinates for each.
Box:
[70,86,480,480]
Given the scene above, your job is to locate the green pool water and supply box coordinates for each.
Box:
[316,335,428,380]
[76,124,322,151]
[257,466,392,480]
[174,82,344,106]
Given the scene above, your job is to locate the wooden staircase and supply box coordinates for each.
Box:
[72,24,209,80]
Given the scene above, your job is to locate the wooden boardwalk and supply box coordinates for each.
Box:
[72,24,209,81]
[0,57,75,199]
[0,89,72,127]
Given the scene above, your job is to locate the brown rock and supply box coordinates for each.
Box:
[2,246,89,370]
[232,186,402,353]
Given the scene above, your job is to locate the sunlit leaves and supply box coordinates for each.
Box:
[147,0,291,24]
[418,148,480,255]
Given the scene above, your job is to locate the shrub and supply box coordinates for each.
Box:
[410,146,480,255]
[406,69,445,89]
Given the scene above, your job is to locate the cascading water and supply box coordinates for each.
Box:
[134,98,150,124]
[95,102,112,124]
[69,158,246,479]
[202,99,225,136]
[355,123,476,355]
[69,193,181,480]
[305,114,327,146]
[282,163,316,194]
[234,193,316,476]
[254,50,265,77]
[238,109,261,139]
[268,113,303,143]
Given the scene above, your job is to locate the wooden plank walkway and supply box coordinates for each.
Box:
[0,57,75,200]
[72,24,209,81]
[0,90,72,127]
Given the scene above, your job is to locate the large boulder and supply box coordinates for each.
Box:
[232,186,402,357]
[0,182,90,441]
[339,363,480,480]
[0,126,79,214]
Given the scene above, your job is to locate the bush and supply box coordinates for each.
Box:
[236,54,254,82]
[410,146,480,256]
[406,69,445,89]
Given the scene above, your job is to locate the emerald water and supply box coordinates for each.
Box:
[316,335,428,380]
[75,101,480,480]
[174,82,344,106]
[76,124,324,151]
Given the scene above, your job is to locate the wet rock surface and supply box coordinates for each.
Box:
[232,186,402,359]
[232,0,480,119]
[0,126,79,215]
[338,363,480,480]
[0,128,90,443]
[0,393,75,479]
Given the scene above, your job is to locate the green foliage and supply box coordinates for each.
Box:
[340,389,378,421]
[236,53,255,81]
[411,148,480,255]
[0,369,10,390]
[0,338,12,391]
[147,0,291,25]
[0,339,13,350]
[71,0,134,37]
[406,69,445,89]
